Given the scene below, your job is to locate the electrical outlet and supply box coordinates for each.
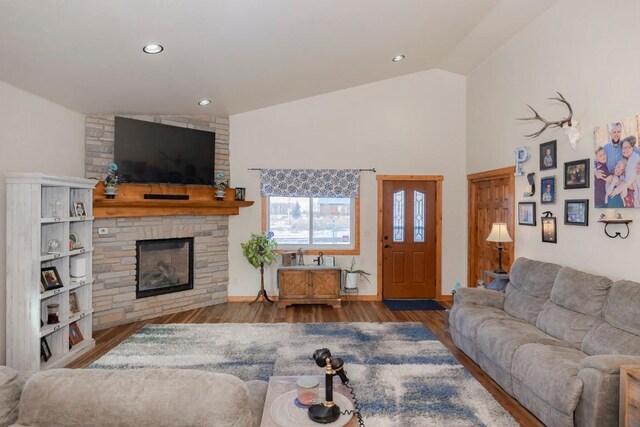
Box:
[97,227,109,235]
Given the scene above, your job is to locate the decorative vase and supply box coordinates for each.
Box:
[104,186,117,199]
[215,189,226,200]
[345,272,359,289]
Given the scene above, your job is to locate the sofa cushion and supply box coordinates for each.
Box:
[504,258,562,324]
[476,318,570,392]
[511,343,586,425]
[449,303,510,342]
[582,280,640,355]
[17,368,254,427]
[536,267,612,349]
[0,367,31,427]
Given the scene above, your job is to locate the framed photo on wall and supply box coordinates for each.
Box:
[541,176,556,204]
[518,202,536,226]
[541,216,557,243]
[564,159,590,189]
[594,118,640,208]
[540,140,557,170]
[565,199,589,226]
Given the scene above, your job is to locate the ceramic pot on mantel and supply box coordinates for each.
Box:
[104,186,117,199]
[215,189,226,200]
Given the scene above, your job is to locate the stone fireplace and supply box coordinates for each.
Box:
[136,237,194,299]
[92,215,229,330]
[86,114,233,331]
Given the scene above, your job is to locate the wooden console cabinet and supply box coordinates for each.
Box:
[277,267,342,308]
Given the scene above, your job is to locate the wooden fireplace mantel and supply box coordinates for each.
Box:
[93,182,253,218]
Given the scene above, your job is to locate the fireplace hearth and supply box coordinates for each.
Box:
[136,237,194,299]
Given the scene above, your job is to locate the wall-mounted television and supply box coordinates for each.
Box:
[114,117,215,185]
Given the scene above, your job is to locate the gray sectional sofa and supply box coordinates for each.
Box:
[0,367,268,427]
[449,257,640,427]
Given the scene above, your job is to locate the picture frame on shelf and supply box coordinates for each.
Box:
[69,231,83,250]
[234,187,246,201]
[540,140,557,170]
[40,337,52,362]
[542,217,557,243]
[541,176,556,204]
[69,292,80,315]
[40,266,63,291]
[565,199,589,226]
[518,202,536,226]
[73,201,86,217]
[69,322,84,346]
[564,159,590,189]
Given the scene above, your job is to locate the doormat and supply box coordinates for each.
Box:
[383,299,445,311]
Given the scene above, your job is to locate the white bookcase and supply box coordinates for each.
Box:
[6,173,97,371]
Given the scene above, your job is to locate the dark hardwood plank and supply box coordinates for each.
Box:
[68,301,542,426]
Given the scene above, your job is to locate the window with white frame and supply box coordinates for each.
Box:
[260,168,360,252]
[267,197,355,249]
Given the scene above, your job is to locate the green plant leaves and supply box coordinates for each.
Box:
[240,232,278,268]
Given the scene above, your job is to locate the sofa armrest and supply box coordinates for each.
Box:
[580,355,640,374]
[453,288,504,309]
[575,355,640,426]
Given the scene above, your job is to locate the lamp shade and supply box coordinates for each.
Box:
[486,223,512,243]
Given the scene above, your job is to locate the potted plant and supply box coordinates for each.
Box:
[104,162,120,199]
[212,172,229,200]
[241,232,278,303]
[344,257,371,289]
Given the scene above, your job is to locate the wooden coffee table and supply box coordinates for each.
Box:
[260,376,357,427]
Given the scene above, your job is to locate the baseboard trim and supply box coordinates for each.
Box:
[227,295,380,303]
[227,296,279,302]
[439,295,453,302]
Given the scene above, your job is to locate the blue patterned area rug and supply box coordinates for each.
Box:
[91,322,516,426]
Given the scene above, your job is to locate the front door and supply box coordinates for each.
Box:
[382,180,437,299]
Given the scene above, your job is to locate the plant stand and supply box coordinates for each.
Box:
[250,263,273,304]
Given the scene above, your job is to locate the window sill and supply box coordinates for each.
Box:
[273,248,359,256]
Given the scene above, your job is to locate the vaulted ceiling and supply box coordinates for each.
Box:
[0,0,556,116]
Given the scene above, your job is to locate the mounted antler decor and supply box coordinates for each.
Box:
[517,92,581,149]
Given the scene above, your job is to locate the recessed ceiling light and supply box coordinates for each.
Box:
[392,55,406,63]
[143,44,164,54]
[197,99,212,106]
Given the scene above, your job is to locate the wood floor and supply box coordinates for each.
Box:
[68,301,542,426]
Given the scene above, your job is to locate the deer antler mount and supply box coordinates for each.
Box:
[517,92,580,149]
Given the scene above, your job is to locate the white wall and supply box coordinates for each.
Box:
[467,0,640,282]
[0,81,85,364]
[229,69,467,298]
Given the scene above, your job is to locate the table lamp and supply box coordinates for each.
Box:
[486,223,512,274]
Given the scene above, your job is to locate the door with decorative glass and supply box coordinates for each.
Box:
[382,180,436,298]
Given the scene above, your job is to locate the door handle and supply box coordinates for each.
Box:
[384,244,392,249]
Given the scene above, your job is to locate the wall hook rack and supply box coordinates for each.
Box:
[598,219,632,239]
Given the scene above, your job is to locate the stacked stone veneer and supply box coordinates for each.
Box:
[92,215,228,329]
[85,115,231,330]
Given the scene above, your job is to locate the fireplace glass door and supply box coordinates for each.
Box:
[136,237,194,298]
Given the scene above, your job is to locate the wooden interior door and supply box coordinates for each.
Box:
[468,167,515,287]
[382,180,436,299]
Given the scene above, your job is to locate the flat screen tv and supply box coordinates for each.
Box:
[114,117,215,185]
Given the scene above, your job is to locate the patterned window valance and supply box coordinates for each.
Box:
[260,169,360,198]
